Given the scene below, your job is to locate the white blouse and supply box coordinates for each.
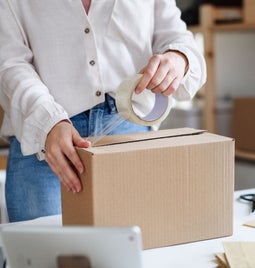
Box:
[0,0,206,157]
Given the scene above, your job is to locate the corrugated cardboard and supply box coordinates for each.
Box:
[61,128,234,249]
[232,97,255,152]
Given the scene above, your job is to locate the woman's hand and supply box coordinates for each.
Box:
[135,50,189,96]
[45,120,90,193]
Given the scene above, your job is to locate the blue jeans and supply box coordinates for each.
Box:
[5,94,150,222]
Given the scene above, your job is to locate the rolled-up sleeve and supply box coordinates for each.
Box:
[0,0,68,157]
[153,0,206,101]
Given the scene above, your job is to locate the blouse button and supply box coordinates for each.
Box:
[96,91,102,97]
[89,60,95,66]
[84,28,90,34]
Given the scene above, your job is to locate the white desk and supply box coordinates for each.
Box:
[1,189,255,268]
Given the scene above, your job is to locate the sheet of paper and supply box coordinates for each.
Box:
[223,242,255,268]
[215,253,229,268]
[243,219,255,229]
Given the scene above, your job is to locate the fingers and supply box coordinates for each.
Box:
[151,71,181,96]
[71,128,91,174]
[45,145,81,193]
[73,128,91,149]
[135,54,162,94]
[45,121,90,193]
[159,76,181,96]
[135,51,188,96]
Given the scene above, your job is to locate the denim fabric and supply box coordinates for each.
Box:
[5,94,150,222]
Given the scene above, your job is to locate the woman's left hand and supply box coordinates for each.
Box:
[135,50,189,96]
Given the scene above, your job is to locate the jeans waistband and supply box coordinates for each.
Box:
[104,93,117,114]
[85,93,117,116]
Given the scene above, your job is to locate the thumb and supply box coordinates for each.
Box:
[72,129,91,148]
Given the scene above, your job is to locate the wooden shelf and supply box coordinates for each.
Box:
[213,23,255,31]
[236,149,255,162]
[188,25,202,33]
[188,23,255,33]
[0,155,7,170]
[188,4,255,134]
[190,23,255,32]
[0,148,8,170]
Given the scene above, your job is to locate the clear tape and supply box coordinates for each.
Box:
[116,74,172,126]
[86,113,126,146]
[86,74,172,146]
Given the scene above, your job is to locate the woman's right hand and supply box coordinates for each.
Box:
[45,120,90,193]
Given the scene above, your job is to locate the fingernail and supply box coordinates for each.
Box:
[76,186,81,193]
[135,87,140,94]
[86,140,91,147]
[66,187,71,192]
[78,165,83,174]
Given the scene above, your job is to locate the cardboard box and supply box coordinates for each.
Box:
[232,97,255,152]
[61,128,234,249]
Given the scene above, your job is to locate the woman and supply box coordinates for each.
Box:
[0,0,206,222]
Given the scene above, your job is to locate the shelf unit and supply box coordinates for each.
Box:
[189,4,255,161]
[0,156,7,169]
[236,149,255,162]
[189,4,255,133]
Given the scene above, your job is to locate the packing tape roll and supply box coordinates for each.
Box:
[116,74,172,126]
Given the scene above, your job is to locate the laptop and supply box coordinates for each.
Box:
[0,225,143,268]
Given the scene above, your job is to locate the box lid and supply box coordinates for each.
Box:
[87,128,204,147]
[80,128,232,155]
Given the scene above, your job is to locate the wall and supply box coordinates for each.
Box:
[215,31,255,98]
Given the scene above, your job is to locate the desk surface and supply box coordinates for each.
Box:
[2,189,255,268]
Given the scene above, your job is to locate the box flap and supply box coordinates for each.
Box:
[86,128,205,147]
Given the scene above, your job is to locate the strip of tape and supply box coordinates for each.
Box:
[116,74,172,126]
